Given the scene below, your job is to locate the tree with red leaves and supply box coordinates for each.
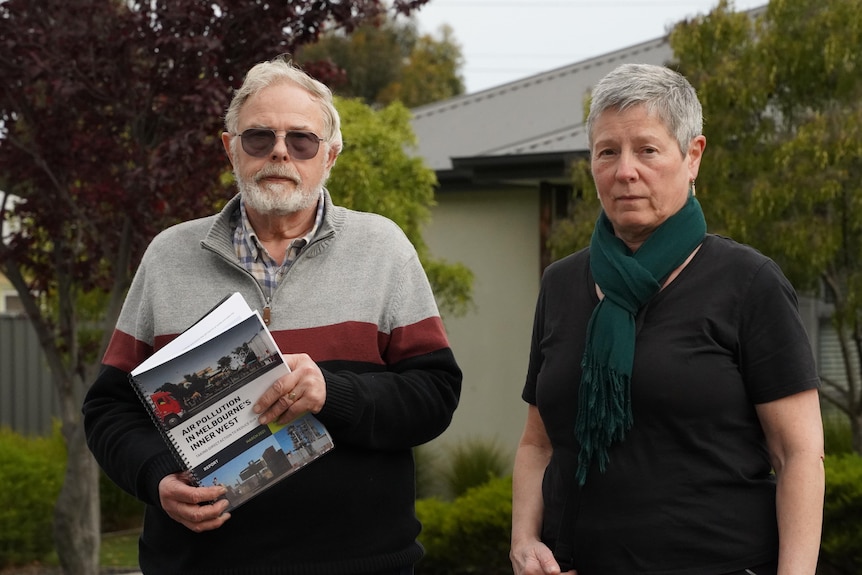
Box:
[0,0,430,572]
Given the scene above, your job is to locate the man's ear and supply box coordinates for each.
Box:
[324,143,339,172]
[221,132,235,166]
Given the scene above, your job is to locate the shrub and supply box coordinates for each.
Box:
[417,475,513,575]
[415,497,451,568]
[820,453,862,574]
[438,437,511,499]
[100,471,145,532]
[413,444,443,500]
[0,423,144,569]
[822,411,853,456]
[0,426,66,568]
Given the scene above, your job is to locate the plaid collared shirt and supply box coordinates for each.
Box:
[232,191,325,299]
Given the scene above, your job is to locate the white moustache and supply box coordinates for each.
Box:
[255,167,301,184]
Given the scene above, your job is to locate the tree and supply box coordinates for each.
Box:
[378,24,466,108]
[669,0,862,452]
[0,0,473,572]
[549,0,862,453]
[329,97,473,315]
[296,16,466,107]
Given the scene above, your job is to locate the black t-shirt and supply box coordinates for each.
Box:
[523,234,820,575]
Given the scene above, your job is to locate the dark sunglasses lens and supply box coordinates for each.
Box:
[286,132,320,160]
[241,130,276,157]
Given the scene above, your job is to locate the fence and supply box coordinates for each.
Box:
[0,315,58,436]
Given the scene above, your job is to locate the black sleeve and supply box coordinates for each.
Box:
[317,348,462,450]
[82,365,184,506]
[739,259,820,403]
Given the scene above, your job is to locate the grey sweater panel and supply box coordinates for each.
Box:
[116,190,440,347]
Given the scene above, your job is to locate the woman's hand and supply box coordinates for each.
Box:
[511,406,576,575]
[511,538,576,575]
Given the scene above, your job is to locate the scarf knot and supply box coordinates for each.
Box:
[575,194,706,485]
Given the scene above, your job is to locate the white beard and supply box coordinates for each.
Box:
[235,165,321,216]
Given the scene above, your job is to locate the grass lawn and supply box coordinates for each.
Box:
[26,530,140,573]
[99,530,140,569]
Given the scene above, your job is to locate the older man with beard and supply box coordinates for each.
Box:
[83,57,462,575]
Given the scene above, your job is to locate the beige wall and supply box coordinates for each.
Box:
[423,187,541,464]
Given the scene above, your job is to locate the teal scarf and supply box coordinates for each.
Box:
[576,194,706,485]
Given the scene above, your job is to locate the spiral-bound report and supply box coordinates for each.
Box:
[129,292,334,512]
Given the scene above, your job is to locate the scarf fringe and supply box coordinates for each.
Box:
[575,360,633,485]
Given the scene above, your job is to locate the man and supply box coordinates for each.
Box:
[83,57,462,575]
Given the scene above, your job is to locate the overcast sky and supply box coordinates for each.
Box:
[411,0,767,94]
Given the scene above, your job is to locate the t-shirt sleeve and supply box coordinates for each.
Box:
[739,258,820,403]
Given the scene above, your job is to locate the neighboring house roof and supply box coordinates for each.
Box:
[410,36,673,184]
[410,5,766,187]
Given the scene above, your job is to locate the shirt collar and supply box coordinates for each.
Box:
[236,189,325,264]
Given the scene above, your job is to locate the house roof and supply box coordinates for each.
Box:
[410,36,674,179]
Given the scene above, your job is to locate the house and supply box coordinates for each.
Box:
[0,273,22,314]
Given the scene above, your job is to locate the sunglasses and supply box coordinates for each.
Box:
[236,128,324,160]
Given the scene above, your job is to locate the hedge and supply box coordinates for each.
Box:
[0,426,66,567]
[416,475,513,575]
[820,453,862,574]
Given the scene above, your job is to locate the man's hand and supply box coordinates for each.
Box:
[159,472,231,532]
[253,353,326,425]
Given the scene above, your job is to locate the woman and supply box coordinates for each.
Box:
[510,63,824,575]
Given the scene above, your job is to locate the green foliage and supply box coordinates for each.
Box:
[330,98,435,243]
[668,0,862,453]
[548,158,600,260]
[297,17,464,108]
[823,411,854,456]
[438,437,511,500]
[99,530,140,569]
[328,97,473,316]
[821,454,862,573]
[0,427,65,567]
[413,444,442,500]
[669,0,862,295]
[41,529,141,570]
[379,24,466,108]
[416,475,513,575]
[298,17,416,104]
[0,425,145,567]
[99,472,144,532]
[421,258,474,319]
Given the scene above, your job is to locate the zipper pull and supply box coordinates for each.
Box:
[263,305,271,326]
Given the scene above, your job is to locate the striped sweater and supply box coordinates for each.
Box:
[83,191,462,575]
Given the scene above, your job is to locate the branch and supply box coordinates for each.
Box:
[1,78,103,237]
[97,214,134,359]
[819,376,851,417]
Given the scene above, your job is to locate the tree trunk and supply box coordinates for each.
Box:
[53,417,101,575]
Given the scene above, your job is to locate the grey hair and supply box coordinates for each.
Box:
[224,56,343,155]
[586,63,703,155]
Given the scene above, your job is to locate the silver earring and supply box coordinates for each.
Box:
[689,180,697,196]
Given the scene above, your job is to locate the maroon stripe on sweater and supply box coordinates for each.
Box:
[102,329,155,373]
[104,317,448,372]
[272,317,449,365]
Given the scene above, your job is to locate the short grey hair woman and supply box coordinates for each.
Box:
[510,62,824,575]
